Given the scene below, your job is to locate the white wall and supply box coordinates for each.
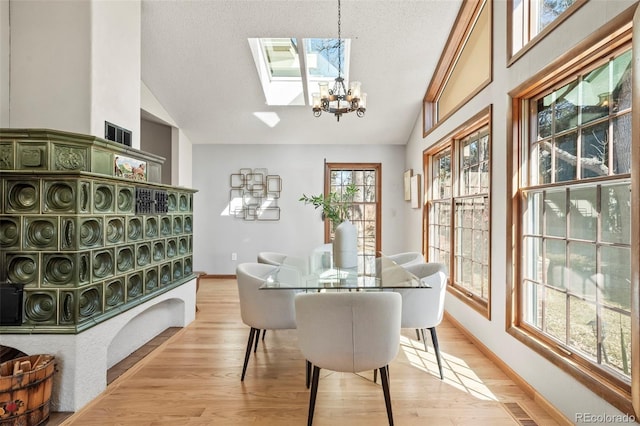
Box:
[140,81,193,188]
[5,0,141,146]
[176,128,193,188]
[404,0,637,422]
[91,0,141,148]
[8,0,92,133]
[141,118,172,184]
[192,143,407,274]
[141,81,178,127]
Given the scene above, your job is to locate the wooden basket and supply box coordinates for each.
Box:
[0,355,55,426]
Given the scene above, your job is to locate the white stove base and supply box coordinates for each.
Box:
[1,278,197,412]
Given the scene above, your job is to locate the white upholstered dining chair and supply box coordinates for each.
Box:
[399,262,448,379]
[258,251,309,275]
[255,251,307,346]
[295,292,402,425]
[375,251,425,278]
[236,262,298,381]
[257,251,287,266]
[386,251,425,268]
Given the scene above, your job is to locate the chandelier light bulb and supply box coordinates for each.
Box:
[349,81,361,99]
[319,82,330,100]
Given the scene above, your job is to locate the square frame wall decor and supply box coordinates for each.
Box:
[228,168,282,221]
[404,169,413,201]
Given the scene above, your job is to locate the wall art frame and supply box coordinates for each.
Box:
[229,168,281,221]
[404,169,413,201]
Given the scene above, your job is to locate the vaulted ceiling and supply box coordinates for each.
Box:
[141,0,462,145]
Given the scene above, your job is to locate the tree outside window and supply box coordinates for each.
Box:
[426,117,491,315]
[519,48,632,381]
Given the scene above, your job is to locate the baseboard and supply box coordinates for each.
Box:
[443,312,573,426]
[199,274,236,279]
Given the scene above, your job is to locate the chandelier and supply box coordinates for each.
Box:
[312,0,367,121]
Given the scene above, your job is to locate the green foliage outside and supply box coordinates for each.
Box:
[299,182,359,227]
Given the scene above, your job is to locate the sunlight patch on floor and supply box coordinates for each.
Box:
[400,335,498,401]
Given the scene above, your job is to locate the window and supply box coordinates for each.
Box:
[325,163,381,275]
[509,0,587,61]
[456,131,490,301]
[423,0,491,136]
[304,38,350,102]
[511,27,635,413]
[428,148,452,271]
[425,109,491,315]
[248,38,351,106]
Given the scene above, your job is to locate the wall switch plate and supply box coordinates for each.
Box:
[231,253,237,261]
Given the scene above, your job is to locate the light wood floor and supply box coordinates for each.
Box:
[57,278,561,425]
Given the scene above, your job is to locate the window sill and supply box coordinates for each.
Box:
[507,325,634,417]
[448,285,489,319]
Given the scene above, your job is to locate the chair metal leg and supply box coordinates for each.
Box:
[415,329,421,340]
[306,360,312,389]
[241,327,257,381]
[262,329,266,340]
[254,329,261,352]
[379,365,394,426]
[429,327,443,379]
[308,365,321,426]
[420,328,428,352]
[374,364,389,384]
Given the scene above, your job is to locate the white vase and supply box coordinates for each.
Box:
[333,219,357,269]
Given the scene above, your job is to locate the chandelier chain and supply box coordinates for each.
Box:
[337,0,342,77]
[311,0,366,120]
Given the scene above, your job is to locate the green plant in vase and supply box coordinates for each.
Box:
[300,182,360,269]
[299,182,359,230]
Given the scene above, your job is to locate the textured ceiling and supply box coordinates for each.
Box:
[141,0,462,145]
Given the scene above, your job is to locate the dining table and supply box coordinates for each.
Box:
[259,250,431,291]
[258,249,432,388]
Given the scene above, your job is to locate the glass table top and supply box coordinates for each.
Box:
[259,251,429,290]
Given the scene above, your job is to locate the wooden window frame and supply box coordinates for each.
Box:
[324,162,382,260]
[507,0,588,66]
[423,0,492,137]
[423,106,493,318]
[507,6,640,416]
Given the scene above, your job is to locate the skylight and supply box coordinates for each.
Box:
[248,37,351,106]
[261,38,301,78]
